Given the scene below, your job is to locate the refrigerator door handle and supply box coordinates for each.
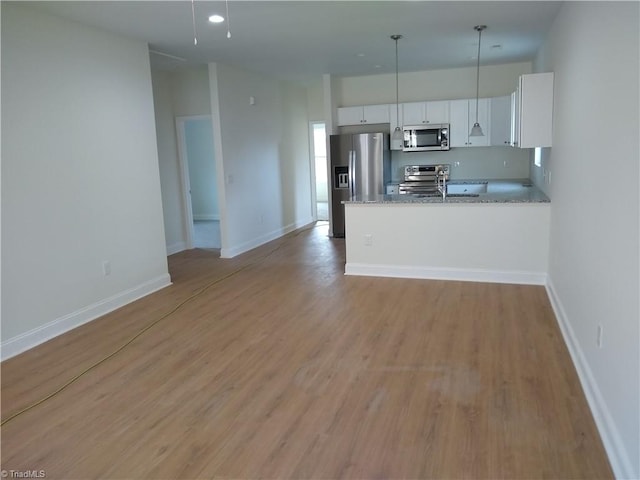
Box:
[348,150,355,198]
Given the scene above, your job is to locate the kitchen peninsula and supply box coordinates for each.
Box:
[343,180,550,285]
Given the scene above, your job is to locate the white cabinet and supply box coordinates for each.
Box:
[389,103,403,132]
[402,102,425,125]
[333,73,553,147]
[490,95,512,146]
[449,100,469,147]
[517,72,554,148]
[428,101,450,124]
[449,98,490,147]
[402,100,449,125]
[336,106,363,126]
[337,104,390,126]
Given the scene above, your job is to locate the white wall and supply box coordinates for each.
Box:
[390,147,530,182]
[345,203,550,285]
[337,62,531,106]
[534,3,639,478]
[1,4,170,357]
[170,67,211,117]
[281,86,315,227]
[153,63,313,258]
[209,63,313,258]
[306,81,324,122]
[151,70,187,254]
[151,67,213,254]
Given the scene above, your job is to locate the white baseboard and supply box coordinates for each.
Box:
[345,263,547,285]
[166,241,187,256]
[1,274,172,361]
[193,214,220,221]
[546,278,635,480]
[220,218,314,259]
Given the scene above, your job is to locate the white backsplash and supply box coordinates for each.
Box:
[390,146,530,182]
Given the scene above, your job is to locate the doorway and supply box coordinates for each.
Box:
[310,122,328,221]
[176,115,221,249]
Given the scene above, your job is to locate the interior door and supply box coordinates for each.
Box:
[176,115,221,249]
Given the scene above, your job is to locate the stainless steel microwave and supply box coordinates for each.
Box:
[403,123,450,152]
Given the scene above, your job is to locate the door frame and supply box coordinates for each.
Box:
[308,121,327,222]
[175,114,212,249]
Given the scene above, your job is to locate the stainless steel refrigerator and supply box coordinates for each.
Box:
[329,132,390,237]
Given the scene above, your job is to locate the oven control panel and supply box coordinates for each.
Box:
[404,164,450,177]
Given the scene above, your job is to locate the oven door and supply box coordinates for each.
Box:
[398,182,439,195]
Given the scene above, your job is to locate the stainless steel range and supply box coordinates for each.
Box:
[398,164,450,196]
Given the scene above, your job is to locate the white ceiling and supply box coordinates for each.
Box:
[28,1,563,84]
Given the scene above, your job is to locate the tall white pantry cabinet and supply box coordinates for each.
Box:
[516,72,554,148]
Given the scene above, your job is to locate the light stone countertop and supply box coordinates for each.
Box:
[344,179,550,204]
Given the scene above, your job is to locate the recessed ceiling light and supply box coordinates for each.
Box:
[356,53,365,57]
[208,14,225,23]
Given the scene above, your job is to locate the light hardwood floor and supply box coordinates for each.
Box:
[1,223,612,479]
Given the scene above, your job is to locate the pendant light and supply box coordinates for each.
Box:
[390,34,404,150]
[469,25,486,137]
[225,0,231,39]
[191,0,198,45]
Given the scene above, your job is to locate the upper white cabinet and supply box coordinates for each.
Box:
[337,104,390,126]
[449,98,490,147]
[517,72,554,148]
[402,100,449,125]
[389,103,403,132]
[334,73,553,147]
[490,95,512,146]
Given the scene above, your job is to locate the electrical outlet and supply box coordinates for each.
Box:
[597,324,603,348]
[364,234,373,246]
[102,260,111,276]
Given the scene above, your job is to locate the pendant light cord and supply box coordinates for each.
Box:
[474,26,485,124]
[191,0,198,45]
[395,38,400,127]
[391,34,403,136]
[225,0,231,39]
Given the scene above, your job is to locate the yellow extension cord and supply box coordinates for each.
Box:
[1,221,327,427]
